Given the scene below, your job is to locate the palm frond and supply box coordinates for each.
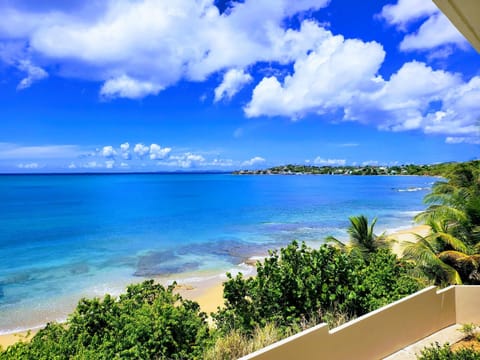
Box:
[415,205,467,225]
[438,261,463,285]
[402,238,437,266]
[325,236,347,249]
[435,232,468,253]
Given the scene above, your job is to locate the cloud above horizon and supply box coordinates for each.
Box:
[378,0,467,52]
[0,0,330,98]
[313,157,346,166]
[0,0,478,146]
[0,142,269,171]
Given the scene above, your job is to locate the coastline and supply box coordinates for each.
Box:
[0,224,429,350]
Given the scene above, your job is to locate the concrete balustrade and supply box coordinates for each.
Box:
[242,286,480,360]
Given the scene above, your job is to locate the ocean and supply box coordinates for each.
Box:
[0,173,436,333]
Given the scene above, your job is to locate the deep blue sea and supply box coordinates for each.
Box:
[0,173,436,333]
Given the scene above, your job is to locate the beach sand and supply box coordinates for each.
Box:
[0,330,37,350]
[0,224,430,350]
[388,225,430,257]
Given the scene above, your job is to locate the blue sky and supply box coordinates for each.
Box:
[0,0,479,172]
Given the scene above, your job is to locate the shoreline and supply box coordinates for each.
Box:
[0,224,429,350]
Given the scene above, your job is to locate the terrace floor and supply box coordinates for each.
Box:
[384,324,465,359]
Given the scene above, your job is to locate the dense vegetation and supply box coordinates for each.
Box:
[1,160,478,359]
[418,343,480,360]
[0,281,211,359]
[403,161,480,285]
[214,242,419,335]
[234,160,480,177]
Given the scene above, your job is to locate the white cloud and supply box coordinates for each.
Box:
[105,160,115,169]
[361,61,462,132]
[120,142,131,159]
[313,157,346,166]
[245,43,480,143]
[83,161,101,169]
[68,162,77,169]
[362,160,379,166]
[168,152,206,168]
[207,158,234,167]
[101,145,117,158]
[0,143,81,159]
[100,75,163,99]
[214,68,252,102]
[378,0,437,29]
[17,162,40,169]
[399,13,466,51]
[133,143,150,158]
[378,0,466,52]
[0,0,330,97]
[242,156,266,166]
[149,143,171,160]
[445,137,480,145]
[245,34,386,119]
[16,59,48,90]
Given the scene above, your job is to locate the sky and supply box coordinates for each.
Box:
[0,0,479,173]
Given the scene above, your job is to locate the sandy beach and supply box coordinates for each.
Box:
[0,224,430,350]
[388,225,430,257]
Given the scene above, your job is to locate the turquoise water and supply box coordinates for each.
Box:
[0,173,435,333]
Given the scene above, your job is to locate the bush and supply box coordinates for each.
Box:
[0,280,211,360]
[418,342,480,360]
[204,323,284,360]
[214,242,420,334]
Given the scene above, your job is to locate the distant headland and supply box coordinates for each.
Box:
[233,160,479,176]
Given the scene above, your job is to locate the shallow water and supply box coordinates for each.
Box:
[0,173,435,333]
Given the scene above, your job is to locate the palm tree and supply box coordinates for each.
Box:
[327,215,389,259]
[402,218,480,285]
[415,162,480,245]
[405,162,480,285]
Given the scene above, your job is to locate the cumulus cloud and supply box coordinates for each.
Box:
[245,33,386,119]
[149,143,171,160]
[0,0,330,98]
[313,157,346,166]
[168,153,206,168]
[120,142,131,159]
[378,0,466,52]
[399,13,466,51]
[214,68,252,102]
[378,0,437,30]
[133,143,150,158]
[101,145,117,158]
[100,75,163,100]
[245,37,480,143]
[242,156,266,166]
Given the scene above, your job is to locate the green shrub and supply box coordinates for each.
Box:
[0,280,211,360]
[418,342,480,360]
[460,323,478,340]
[214,241,420,334]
